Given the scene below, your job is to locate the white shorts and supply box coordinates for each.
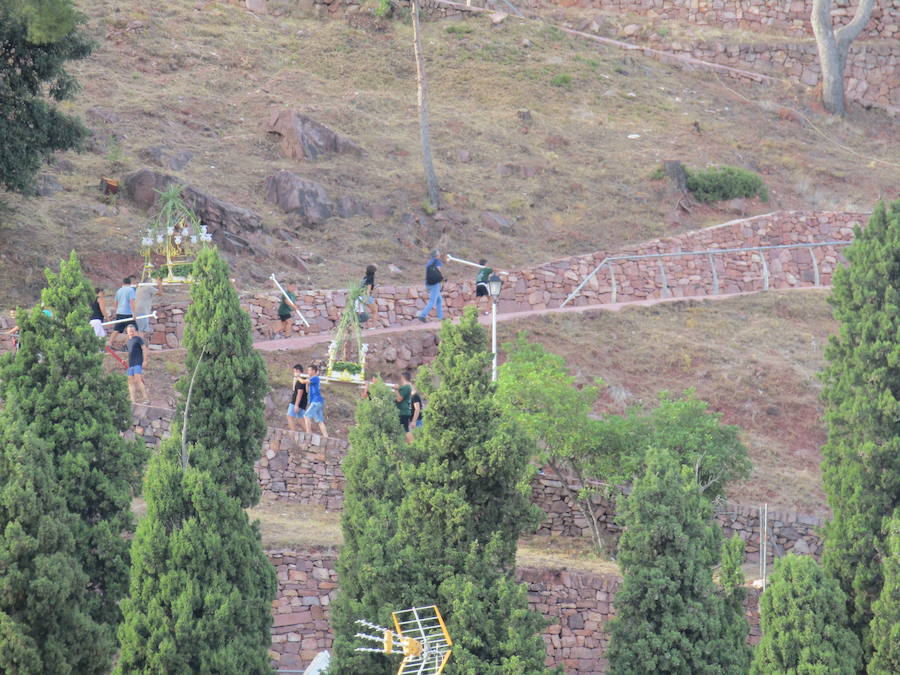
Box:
[90,319,106,337]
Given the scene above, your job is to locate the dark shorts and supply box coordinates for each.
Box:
[278,313,291,322]
[476,283,488,297]
[115,314,135,333]
[399,415,411,432]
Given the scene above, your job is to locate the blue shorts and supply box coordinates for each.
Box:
[364,295,375,305]
[415,419,423,428]
[304,401,324,423]
[127,365,143,376]
[287,403,305,418]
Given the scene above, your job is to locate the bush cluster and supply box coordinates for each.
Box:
[686,165,769,203]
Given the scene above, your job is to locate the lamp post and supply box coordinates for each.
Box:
[487,274,503,381]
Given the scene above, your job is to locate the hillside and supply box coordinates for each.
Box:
[1,0,898,308]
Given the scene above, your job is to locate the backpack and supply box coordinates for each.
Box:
[426,262,443,286]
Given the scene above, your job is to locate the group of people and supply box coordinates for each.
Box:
[286,363,328,437]
[272,250,494,337]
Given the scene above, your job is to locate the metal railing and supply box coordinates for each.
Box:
[561,240,852,307]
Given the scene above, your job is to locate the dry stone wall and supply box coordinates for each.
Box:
[5,210,854,354]
[267,549,763,674]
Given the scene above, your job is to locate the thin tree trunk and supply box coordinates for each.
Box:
[410,0,441,210]
[811,0,876,115]
[550,460,606,555]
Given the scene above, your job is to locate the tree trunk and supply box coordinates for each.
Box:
[811,0,876,115]
[410,0,441,210]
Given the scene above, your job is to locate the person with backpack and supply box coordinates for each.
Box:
[418,250,445,322]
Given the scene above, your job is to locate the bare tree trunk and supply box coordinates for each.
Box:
[811,0,876,115]
[410,0,441,211]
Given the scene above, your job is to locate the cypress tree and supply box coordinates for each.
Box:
[114,447,277,674]
[164,246,268,507]
[868,510,899,675]
[392,307,552,674]
[716,535,752,674]
[0,252,146,668]
[820,200,900,654]
[750,554,861,674]
[607,448,739,675]
[329,383,408,675]
[0,430,109,674]
[0,0,92,194]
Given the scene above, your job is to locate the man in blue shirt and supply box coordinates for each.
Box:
[302,363,328,437]
[110,277,137,348]
[418,250,445,322]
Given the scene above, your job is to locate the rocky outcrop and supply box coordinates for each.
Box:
[266,110,362,161]
[123,169,262,234]
[264,170,367,228]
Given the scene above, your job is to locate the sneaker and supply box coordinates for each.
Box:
[418,315,426,323]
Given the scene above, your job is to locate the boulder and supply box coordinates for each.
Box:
[266,110,362,161]
[480,211,514,234]
[123,169,262,234]
[265,170,335,227]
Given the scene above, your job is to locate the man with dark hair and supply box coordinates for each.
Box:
[110,276,136,348]
[410,386,424,432]
[418,250,445,322]
[396,370,413,443]
[89,287,107,338]
[125,323,149,404]
[287,364,307,433]
[475,258,493,315]
[302,364,328,437]
[273,281,298,339]
[361,264,379,326]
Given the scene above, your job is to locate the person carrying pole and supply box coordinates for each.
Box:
[417,250,445,322]
[109,277,137,349]
[273,280,299,339]
[474,258,493,315]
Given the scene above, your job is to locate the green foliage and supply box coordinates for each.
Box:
[0,252,147,671]
[750,555,861,675]
[445,23,474,35]
[335,308,554,673]
[685,165,769,203]
[717,535,752,673]
[607,449,743,674]
[329,384,408,675]
[549,73,573,88]
[0,3,92,194]
[150,264,193,278]
[0,431,111,674]
[868,510,899,674]
[820,200,900,656]
[163,247,269,508]
[331,360,363,374]
[114,449,277,675]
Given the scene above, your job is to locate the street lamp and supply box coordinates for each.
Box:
[488,274,502,381]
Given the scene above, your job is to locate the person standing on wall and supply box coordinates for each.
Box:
[418,250,445,323]
[135,279,161,336]
[109,277,137,349]
[361,264,379,327]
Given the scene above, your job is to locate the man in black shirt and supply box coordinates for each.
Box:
[125,324,149,404]
[287,364,308,433]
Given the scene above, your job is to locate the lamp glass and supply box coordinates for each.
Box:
[487,274,502,299]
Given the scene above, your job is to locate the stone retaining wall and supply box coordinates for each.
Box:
[267,549,763,673]
[3,210,854,354]
[558,0,896,39]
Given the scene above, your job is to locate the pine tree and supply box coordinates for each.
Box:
[868,509,899,675]
[750,554,861,674]
[820,200,900,654]
[391,307,553,674]
[716,535,752,674]
[164,246,269,507]
[329,383,408,675]
[0,1,92,193]
[607,448,740,675]
[0,252,146,668]
[0,430,110,674]
[114,447,277,674]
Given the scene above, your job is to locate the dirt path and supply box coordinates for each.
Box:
[253,285,830,352]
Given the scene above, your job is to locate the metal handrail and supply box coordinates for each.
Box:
[560,240,851,307]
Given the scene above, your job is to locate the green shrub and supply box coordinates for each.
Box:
[686,165,769,203]
[332,361,363,375]
[550,73,573,88]
[445,23,473,35]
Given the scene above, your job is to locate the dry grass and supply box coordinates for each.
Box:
[1,0,897,308]
[496,289,836,513]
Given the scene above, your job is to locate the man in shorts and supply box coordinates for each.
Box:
[110,277,136,349]
[273,281,298,339]
[303,364,328,437]
[135,279,161,334]
[395,370,413,443]
[89,287,107,338]
[125,323,149,404]
[361,264,378,326]
[410,387,424,432]
[287,364,307,433]
[475,258,493,315]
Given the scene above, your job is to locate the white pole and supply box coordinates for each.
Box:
[491,297,498,382]
[446,255,509,275]
[100,312,158,327]
[762,502,768,591]
[269,274,310,327]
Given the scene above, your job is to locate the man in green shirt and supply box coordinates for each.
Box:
[395,370,413,443]
[272,281,298,339]
[475,258,493,315]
